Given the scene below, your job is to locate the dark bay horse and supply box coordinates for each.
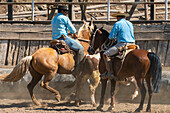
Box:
[87,27,162,112]
[0,20,100,107]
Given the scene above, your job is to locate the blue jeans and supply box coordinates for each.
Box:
[59,35,84,64]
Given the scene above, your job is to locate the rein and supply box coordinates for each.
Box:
[77,38,90,43]
[94,40,114,54]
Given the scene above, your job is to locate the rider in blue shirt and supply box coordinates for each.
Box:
[101,11,135,79]
[51,5,84,72]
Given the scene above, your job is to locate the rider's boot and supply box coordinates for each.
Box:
[100,55,118,80]
[72,49,84,76]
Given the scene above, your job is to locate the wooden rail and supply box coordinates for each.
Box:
[0,2,169,5]
[0,20,170,24]
[1,1,169,21]
[0,23,170,67]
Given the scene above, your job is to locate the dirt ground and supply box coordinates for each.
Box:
[0,99,169,113]
[0,72,169,113]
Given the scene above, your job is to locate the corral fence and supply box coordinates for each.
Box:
[0,1,170,69]
[0,21,170,69]
[0,1,170,21]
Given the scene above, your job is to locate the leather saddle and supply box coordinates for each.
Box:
[49,39,72,55]
[111,43,140,60]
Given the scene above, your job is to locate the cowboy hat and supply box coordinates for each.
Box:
[58,5,69,11]
[112,11,129,17]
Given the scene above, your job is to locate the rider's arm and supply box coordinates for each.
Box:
[108,23,119,40]
[66,17,77,35]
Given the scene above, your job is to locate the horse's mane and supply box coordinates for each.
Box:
[99,27,109,38]
[97,27,110,43]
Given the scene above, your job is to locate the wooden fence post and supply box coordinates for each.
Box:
[79,0,87,20]
[144,0,149,20]
[127,0,140,20]
[68,0,73,20]
[8,0,13,20]
[150,0,156,20]
[48,0,60,20]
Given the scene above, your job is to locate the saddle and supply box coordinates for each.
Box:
[114,43,140,59]
[49,39,72,54]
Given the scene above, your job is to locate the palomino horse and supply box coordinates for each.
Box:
[0,20,100,107]
[88,27,162,112]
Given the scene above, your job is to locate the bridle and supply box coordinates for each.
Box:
[89,28,99,54]
[89,28,115,54]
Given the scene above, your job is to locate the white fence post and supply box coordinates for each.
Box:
[107,0,110,21]
[32,0,34,21]
[165,0,168,20]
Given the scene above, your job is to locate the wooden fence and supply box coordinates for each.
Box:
[0,1,170,21]
[0,22,170,68]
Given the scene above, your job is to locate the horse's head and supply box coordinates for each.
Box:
[78,20,94,40]
[88,26,110,55]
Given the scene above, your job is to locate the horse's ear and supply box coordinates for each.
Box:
[94,25,97,30]
[100,25,104,30]
[89,19,93,26]
[89,19,94,30]
[83,20,86,24]
[98,29,102,35]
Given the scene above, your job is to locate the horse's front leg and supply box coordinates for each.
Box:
[89,70,100,107]
[107,79,116,111]
[75,73,89,107]
[97,78,108,111]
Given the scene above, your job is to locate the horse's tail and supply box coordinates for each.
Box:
[147,52,162,93]
[0,56,32,82]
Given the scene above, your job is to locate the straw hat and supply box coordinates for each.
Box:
[112,11,129,17]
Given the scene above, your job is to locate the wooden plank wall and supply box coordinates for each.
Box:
[0,23,169,67]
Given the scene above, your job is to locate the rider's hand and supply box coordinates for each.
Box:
[72,33,78,39]
[68,30,72,36]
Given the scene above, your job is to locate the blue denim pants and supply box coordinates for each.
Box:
[59,35,84,63]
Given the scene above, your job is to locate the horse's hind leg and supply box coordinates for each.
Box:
[89,70,100,107]
[40,73,61,102]
[130,77,139,100]
[145,75,153,112]
[27,68,43,106]
[135,77,146,112]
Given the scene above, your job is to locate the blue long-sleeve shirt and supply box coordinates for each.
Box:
[51,13,76,40]
[109,18,135,43]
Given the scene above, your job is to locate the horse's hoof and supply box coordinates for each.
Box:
[146,108,151,112]
[41,103,48,107]
[92,103,97,107]
[75,102,80,107]
[131,95,135,100]
[33,101,42,107]
[96,105,103,111]
[55,95,61,102]
[135,107,142,112]
[107,106,114,112]
[75,100,80,107]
